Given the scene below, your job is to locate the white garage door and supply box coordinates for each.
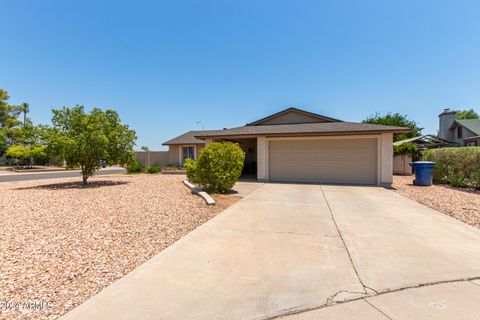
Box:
[268,138,378,184]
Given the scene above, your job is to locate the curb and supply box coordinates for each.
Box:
[183,180,216,206]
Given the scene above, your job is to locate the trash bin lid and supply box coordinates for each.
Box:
[412,161,435,167]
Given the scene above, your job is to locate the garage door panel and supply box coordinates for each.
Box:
[269,139,377,184]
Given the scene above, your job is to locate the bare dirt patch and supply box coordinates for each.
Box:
[211,194,242,210]
[393,175,480,228]
[0,174,230,320]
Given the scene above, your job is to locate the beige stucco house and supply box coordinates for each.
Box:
[163,107,409,187]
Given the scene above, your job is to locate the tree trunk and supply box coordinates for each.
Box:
[80,165,88,186]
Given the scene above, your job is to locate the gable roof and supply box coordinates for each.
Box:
[194,122,410,139]
[450,119,480,135]
[246,107,341,126]
[162,130,218,145]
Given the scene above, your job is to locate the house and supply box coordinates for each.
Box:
[163,107,410,186]
[438,109,480,146]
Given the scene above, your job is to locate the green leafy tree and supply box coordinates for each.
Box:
[0,89,23,156]
[6,145,47,168]
[141,145,150,151]
[362,112,422,142]
[45,106,136,185]
[456,109,479,120]
[194,142,245,193]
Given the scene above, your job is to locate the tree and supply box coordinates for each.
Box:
[46,106,136,185]
[141,145,150,151]
[456,109,479,120]
[362,112,422,142]
[6,145,47,168]
[21,103,30,126]
[0,89,23,156]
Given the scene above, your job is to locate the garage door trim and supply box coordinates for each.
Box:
[265,135,382,185]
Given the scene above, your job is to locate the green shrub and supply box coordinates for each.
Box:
[196,142,245,193]
[422,147,480,189]
[126,159,143,173]
[184,158,198,183]
[146,165,161,174]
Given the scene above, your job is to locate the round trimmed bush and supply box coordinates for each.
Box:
[196,142,245,193]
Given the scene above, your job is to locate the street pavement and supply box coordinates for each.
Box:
[0,167,126,183]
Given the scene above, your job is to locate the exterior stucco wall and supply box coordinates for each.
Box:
[168,145,180,166]
[197,144,205,157]
[257,136,268,181]
[380,133,393,186]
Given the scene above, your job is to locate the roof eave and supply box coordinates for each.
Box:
[162,141,204,146]
[195,128,411,140]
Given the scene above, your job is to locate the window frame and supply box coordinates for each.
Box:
[179,145,196,165]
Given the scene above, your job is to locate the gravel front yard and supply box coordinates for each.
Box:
[393,175,480,228]
[0,174,237,320]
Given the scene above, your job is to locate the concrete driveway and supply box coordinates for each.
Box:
[63,183,480,320]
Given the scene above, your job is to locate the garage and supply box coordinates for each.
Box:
[268,138,378,184]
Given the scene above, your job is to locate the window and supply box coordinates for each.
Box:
[182,146,195,163]
[457,126,463,139]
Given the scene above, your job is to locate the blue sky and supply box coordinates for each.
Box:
[1,0,480,149]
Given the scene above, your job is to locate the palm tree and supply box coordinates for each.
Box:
[21,103,29,126]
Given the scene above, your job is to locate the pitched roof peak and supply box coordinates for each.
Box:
[247,107,341,126]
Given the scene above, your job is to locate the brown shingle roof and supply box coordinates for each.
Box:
[194,122,410,139]
[162,130,219,145]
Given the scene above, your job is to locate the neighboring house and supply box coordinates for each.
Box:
[163,107,409,186]
[438,109,480,146]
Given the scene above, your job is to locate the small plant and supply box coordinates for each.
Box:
[146,165,161,174]
[184,158,198,183]
[195,142,245,194]
[126,159,143,173]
